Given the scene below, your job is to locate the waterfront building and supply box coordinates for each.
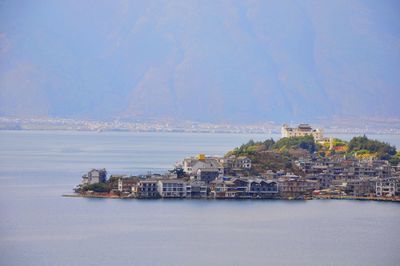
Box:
[210,179,235,198]
[109,174,127,190]
[304,180,320,192]
[281,124,324,141]
[186,181,208,198]
[117,177,139,193]
[135,180,159,198]
[81,168,107,185]
[345,178,377,197]
[210,178,248,199]
[157,179,186,198]
[231,178,249,198]
[278,178,316,198]
[376,177,400,197]
[247,179,278,198]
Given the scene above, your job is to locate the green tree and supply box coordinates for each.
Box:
[170,167,186,178]
[273,135,317,153]
[82,183,110,193]
[263,138,275,149]
[348,135,396,160]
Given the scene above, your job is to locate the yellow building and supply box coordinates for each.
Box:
[197,154,206,161]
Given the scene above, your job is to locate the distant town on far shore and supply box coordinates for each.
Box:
[1,116,399,135]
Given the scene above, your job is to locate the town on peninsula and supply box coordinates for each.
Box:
[68,124,400,202]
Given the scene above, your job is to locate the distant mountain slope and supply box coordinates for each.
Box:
[0,0,399,122]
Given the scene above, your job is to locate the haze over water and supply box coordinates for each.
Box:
[0,130,399,266]
[1,0,400,264]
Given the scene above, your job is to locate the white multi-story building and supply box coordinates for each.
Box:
[157,179,187,198]
[281,124,324,141]
[180,154,224,177]
[376,177,400,197]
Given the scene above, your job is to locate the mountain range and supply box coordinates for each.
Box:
[0,0,399,123]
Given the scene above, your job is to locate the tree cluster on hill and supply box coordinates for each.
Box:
[227,135,399,174]
[273,135,317,153]
[391,152,400,166]
[227,136,319,175]
[348,135,396,160]
[230,138,276,156]
[230,135,317,156]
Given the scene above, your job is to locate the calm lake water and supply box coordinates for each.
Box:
[0,130,399,266]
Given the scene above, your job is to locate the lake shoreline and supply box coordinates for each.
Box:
[62,193,400,202]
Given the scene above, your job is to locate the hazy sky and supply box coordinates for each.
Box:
[0,0,399,123]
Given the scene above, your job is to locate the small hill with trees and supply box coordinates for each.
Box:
[226,135,399,176]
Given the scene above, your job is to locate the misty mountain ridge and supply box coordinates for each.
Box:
[0,0,399,123]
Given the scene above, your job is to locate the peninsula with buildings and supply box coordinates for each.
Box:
[69,124,400,201]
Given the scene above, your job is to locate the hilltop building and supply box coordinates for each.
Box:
[281,124,324,141]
